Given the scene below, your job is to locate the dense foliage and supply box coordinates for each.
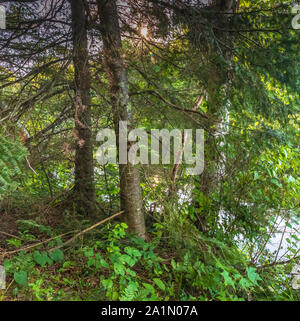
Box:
[0,0,299,301]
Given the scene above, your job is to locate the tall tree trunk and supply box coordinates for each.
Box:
[70,0,97,217]
[97,0,146,238]
[193,0,235,233]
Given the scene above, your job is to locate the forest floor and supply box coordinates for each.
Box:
[0,199,172,301]
[0,200,108,301]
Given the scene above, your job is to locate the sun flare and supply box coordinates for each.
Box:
[141,27,148,37]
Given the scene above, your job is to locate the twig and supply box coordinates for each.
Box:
[257,254,300,271]
[50,211,125,251]
[274,221,288,263]
[0,230,78,258]
[25,156,38,175]
[0,231,22,240]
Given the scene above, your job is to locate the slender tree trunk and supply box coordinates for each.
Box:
[97,0,146,238]
[70,0,97,217]
[169,95,204,197]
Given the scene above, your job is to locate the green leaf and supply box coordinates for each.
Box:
[113,262,125,276]
[271,179,282,188]
[124,247,142,258]
[3,259,12,273]
[120,223,128,229]
[120,283,138,301]
[143,283,156,294]
[49,249,64,262]
[287,175,296,184]
[56,237,63,246]
[239,277,251,290]
[14,271,28,287]
[33,251,52,267]
[87,258,95,267]
[221,271,235,289]
[84,249,94,257]
[247,267,262,285]
[126,268,136,277]
[94,253,109,268]
[102,278,113,289]
[120,254,136,267]
[153,278,165,291]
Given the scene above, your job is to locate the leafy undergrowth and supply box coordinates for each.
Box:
[0,193,298,302]
[1,209,297,302]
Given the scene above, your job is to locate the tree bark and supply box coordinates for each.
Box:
[70,0,97,217]
[97,0,146,238]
